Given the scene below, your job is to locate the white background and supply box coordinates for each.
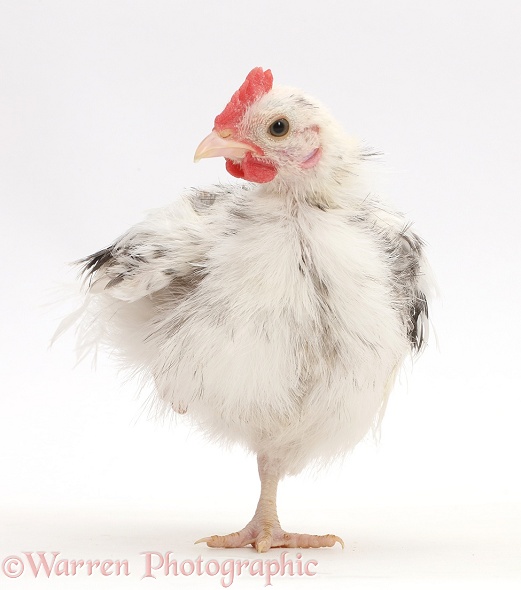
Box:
[1,1,520,588]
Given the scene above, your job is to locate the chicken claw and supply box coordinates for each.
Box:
[195,525,344,552]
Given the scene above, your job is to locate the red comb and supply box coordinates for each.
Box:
[214,67,273,131]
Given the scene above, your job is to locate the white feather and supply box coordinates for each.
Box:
[64,83,433,479]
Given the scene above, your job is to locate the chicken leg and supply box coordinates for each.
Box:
[195,454,344,552]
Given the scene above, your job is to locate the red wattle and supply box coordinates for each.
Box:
[225,159,245,179]
[225,153,277,184]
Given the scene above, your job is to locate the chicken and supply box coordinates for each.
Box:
[69,67,432,552]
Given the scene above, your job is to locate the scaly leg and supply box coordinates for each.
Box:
[195,454,344,552]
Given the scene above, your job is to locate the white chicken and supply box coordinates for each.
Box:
[70,67,432,552]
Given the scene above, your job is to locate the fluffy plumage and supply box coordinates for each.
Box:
[68,68,433,551]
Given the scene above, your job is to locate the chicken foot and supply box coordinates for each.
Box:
[195,454,344,552]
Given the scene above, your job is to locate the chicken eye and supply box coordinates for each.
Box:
[268,118,290,137]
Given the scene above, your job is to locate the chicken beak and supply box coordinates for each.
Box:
[194,130,257,162]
